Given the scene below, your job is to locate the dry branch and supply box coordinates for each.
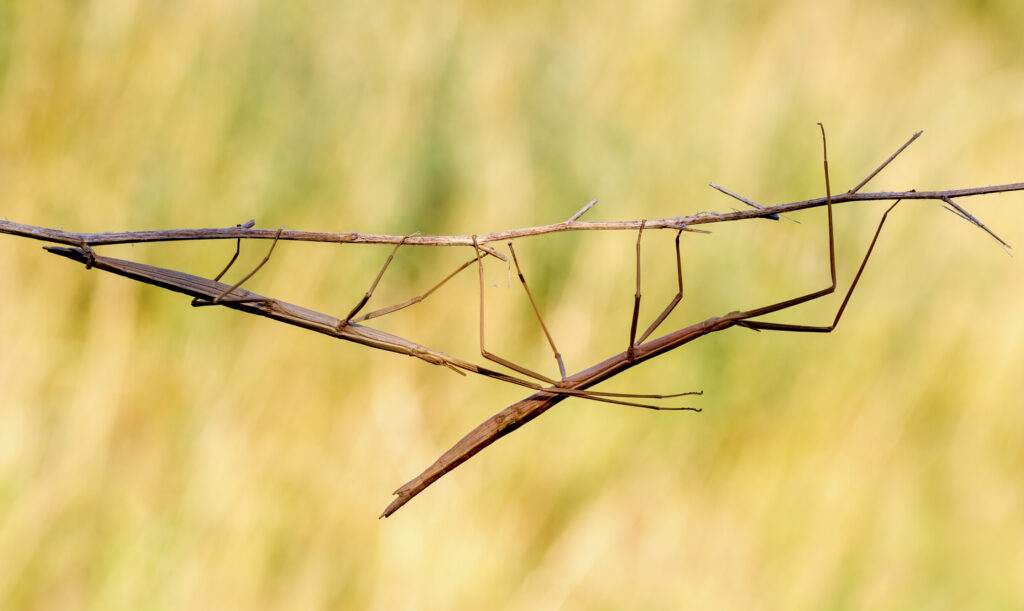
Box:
[2,129,1022,517]
[3,185,1022,251]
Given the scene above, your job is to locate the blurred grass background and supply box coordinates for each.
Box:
[2,0,1024,608]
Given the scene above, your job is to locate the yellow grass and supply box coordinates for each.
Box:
[2,1,1024,608]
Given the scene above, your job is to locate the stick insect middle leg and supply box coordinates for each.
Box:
[335,231,518,326]
[469,236,701,410]
[471,236,562,386]
[338,234,417,328]
[350,256,479,323]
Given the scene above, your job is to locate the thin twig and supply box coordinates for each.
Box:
[940,195,1012,251]
[4,184,1023,253]
[568,199,598,222]
[708,182,780,220]
[848,130,923,194]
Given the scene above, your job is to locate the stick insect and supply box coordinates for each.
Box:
[4,125,1020,517]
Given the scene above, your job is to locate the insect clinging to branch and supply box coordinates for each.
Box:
[1,125,1020,517]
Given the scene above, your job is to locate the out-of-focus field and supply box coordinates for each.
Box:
[2,1,1024,608]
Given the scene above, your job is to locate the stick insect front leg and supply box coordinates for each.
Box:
[189,220,253,307]
[192,224,283,307]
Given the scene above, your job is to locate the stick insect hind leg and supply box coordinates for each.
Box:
[731,123,902,334]
[734,197,902,333]
[470,236,701,411]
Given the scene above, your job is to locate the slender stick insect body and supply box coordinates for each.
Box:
[2,125,1020,517]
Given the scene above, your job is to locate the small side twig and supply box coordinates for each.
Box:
[708,182,780,220]
[848,130,923,194]
[940,195,1012,251]
[568,199,598,222]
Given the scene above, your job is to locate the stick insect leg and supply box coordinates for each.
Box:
[339,234,416,327]
[735,199,900,333]
[77,241,98,269]
[193,226,283,306]
[191,221,257,306]
[465,358,702,411]
[351,255,479,323]
[472,236,559,385]
[213,227,283,304]
[470,237,701,409]
[508,242,567,380]
[351,243,511,324]
[732,123,898,331]
[628,220,647,358]
[212,240,242,283]
[726,123,839,323]
[635,228,686,345]
[191,237,242,306]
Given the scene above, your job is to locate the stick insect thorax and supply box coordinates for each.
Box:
[43,246,474,371]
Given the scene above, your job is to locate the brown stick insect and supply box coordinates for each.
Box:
[1,125,1021,517]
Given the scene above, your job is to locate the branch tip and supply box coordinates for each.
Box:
[568,199,598,222]
[849,130,923,195]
